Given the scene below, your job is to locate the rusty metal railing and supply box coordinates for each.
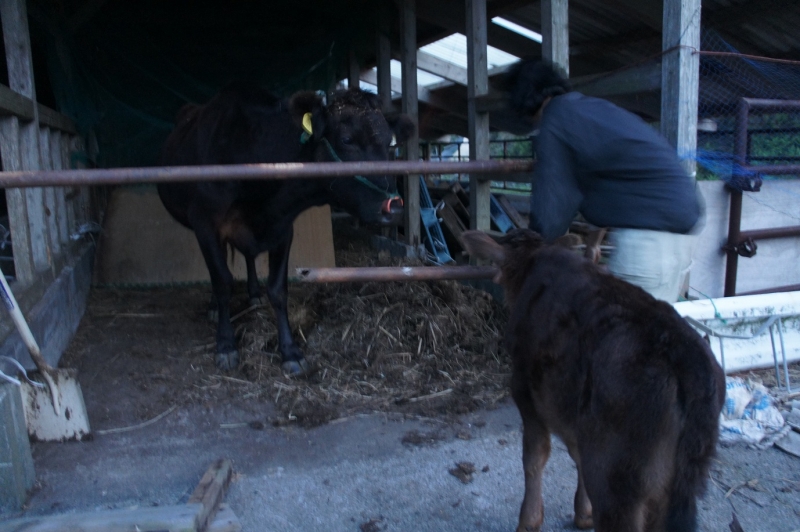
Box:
[0,160,532,188]
[723,98,800,297]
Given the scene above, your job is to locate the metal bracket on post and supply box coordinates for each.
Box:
[419,176,454,265]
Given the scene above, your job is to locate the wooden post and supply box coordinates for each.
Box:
[39,128,61,258]
[466,0,490,231]
[541,0,569,77]
[0,117,34,283]
[376,0,393,113]
[1,0,52,278]
[661,0,701,177]
[348,49,360,90]
[400,0,420,248]
[49,131,70,247]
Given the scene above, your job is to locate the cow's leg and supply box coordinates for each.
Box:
[564,439,593,529]
[245,254,264,307]
[512,374,550,532]
[581,445,647,532]
[266,230,308,375]
[192,224,239,370]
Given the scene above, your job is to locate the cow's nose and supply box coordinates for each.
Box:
[381,196,403,214]
[381,196,404,224]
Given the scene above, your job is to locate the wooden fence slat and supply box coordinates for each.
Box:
[49,130,70,246]
[39,127,61,257]
[0,115,34,283]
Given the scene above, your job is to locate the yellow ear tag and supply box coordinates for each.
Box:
[302,112,314,135]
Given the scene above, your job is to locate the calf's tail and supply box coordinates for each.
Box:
[666,359,725,532]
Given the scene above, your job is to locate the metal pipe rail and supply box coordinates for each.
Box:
[0,160,534,188]
[296,266,498,283]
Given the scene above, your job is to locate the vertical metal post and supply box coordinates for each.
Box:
[724,99,750,297]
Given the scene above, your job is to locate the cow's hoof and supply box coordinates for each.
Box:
[574,514,593,530]
[516,525,541,532]
[281,358,309,376]
[215,350,240,370]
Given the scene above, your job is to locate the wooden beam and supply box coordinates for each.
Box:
[467,0,491,232]
[416,0,541,59]
[0,83,34,120]
[416,50,468,85]
[188,459,233,532]
[1,0,51,276]
[376,0,393,113]
[541,0,569,76]
[348,49,360,90]
[400,0,421,247]
[37,104,77,134]
[572,61,661,97]
[661,0,701,177]
[49,131,70,247]
[38,128,61,257]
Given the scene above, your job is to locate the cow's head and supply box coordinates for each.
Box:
[289,89,415,225]
[462,229,579,309]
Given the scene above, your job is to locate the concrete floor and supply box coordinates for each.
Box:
[6,401,800,532]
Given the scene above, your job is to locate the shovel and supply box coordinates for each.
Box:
[0,272,91,441]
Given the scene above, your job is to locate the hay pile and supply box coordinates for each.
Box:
[232,239,511,426]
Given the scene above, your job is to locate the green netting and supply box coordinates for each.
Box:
[28,0,383,168]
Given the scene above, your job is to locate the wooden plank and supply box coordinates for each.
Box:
[467,0,491,233]
[438,202,467,247]
[0,116,34,283]
[207,504,241,532]
[38,128,61,257]
[495,194,526,229]
[0,83,34,120]
[188,459,233,532]
[661,0,701,177]
[37,104,77,135]
[415,50,467,85]
[400,0,420,248]
[49,130,70,246]
[59,133,77,242]
[541,0,569,77]
[0,503,203,532]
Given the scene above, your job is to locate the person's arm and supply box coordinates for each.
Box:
[528,126,583,241]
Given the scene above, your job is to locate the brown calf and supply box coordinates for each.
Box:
[462,229,725,532]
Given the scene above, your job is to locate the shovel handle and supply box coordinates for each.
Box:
[0,272,52,372]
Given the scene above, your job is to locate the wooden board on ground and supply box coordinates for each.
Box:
[93,186,335,285]
[0,459,241,532]
[189,459,233,532]
[0,503,241,532]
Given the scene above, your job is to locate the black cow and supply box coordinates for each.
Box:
[462,229,725,532]
[158,84,414,374]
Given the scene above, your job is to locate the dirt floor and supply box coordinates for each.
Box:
[4,223,800,531]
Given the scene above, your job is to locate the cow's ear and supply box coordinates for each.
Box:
[289,91,327,137]
[462,230,505,264]
[385,114,416,144]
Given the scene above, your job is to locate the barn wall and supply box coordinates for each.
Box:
[0,243,94,369]
[691,179,800,298]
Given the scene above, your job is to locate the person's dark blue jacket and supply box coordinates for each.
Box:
[529,92,701,241]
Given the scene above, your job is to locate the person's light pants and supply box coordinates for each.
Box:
[607,228,697,303]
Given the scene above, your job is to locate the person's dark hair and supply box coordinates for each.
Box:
[504,59,571,117]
